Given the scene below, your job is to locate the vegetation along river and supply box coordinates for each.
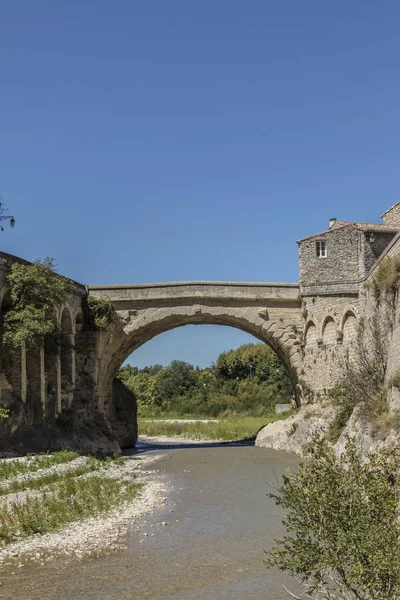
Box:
[1,442,301,600]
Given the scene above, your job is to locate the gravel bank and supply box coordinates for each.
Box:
[0,452,167,564]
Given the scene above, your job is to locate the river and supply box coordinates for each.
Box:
[0,442,301,600]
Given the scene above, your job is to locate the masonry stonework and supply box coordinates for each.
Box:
[2,201,400,453]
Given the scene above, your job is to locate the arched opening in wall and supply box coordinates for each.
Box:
[106,324,299,449]
[304,321,317,348]
[319,316,338,391]
[60,307,74,411]
[303,321,318,383]
[322,317,337,346]
[342,312,358,363]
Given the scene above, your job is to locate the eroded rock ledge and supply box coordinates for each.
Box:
[255,402,399,457]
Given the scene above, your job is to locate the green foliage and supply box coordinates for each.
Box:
[0,449,79,482]
[0,408,9,419]
[368,256,400,305]
[265,436,400,600]
[118,343,295,418]
[215,343,292,390]
[2,258,75,348]
[149,360,200,407]
[85,296,114,330]
[0,452,136,544]
[117,364,139,385]
[138,414,293,441]
[327,316,389,442]
[0,474,141,544]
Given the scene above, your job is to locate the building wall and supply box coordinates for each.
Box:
[300,294,360,395]
[382,203,400,226]
[299,225,361,296]
[361,232,397,277]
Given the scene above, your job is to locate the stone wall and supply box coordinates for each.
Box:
[382,202,400,226]
[0,253,137,455]
[361,232,397,277]
[300,293,360,395]
[299,224,361,296]
[362,235,400,393]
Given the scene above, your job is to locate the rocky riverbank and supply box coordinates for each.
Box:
[255,400,400,457]
[0,451,168,565]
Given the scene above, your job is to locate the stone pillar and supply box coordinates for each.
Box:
[40,345,46,410]
[21,343,27,404]
[56,350,62,416]
[71,333,76,388]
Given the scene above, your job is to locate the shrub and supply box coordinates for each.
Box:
[265,436,400,600]
[85,296,114,330]
[2,258,75,348]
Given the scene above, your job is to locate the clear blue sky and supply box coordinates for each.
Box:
[2,1,400,368]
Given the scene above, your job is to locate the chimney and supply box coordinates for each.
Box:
[329,218,337,229]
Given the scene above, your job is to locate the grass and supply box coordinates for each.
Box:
[0,455,121,496]
[0,450,79,483]
[0,475,142,545]
[138,411,295,441]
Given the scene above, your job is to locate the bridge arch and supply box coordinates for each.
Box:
[95,302,303,413]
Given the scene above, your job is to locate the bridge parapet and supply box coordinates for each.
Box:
[89,281,301,308]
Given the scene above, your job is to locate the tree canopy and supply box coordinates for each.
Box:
[1,258,75,348]
[117,343,294,417]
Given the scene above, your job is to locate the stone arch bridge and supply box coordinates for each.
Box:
[0,249,362,453]
[88,281,303,413]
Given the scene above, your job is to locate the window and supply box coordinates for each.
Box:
[316,240,327,258]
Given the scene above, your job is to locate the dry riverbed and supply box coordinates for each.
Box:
[0,451,168,567]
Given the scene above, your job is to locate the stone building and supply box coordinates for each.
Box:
[298,201,400,396]
[298,201,400,296]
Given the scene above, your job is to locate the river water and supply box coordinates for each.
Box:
[0,442,301,600]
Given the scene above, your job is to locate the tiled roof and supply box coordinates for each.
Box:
[355,222,400,232]
[297,221,400,243]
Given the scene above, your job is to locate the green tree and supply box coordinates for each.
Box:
[2,258,75,348]
[265,436,400,600]
[215,343,293,397]
[149,360,199,406]
[117,364,138,386]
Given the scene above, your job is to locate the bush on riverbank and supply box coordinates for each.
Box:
[265,436,400,600]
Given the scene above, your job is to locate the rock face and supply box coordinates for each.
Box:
[0,377,138,457]
[109,378,138,449]
[0,414,121,458]
[256,402,399,459]
[255,404,336,456]
[334,407,399,458]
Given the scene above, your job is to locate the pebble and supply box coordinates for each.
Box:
[0,452,167,563]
